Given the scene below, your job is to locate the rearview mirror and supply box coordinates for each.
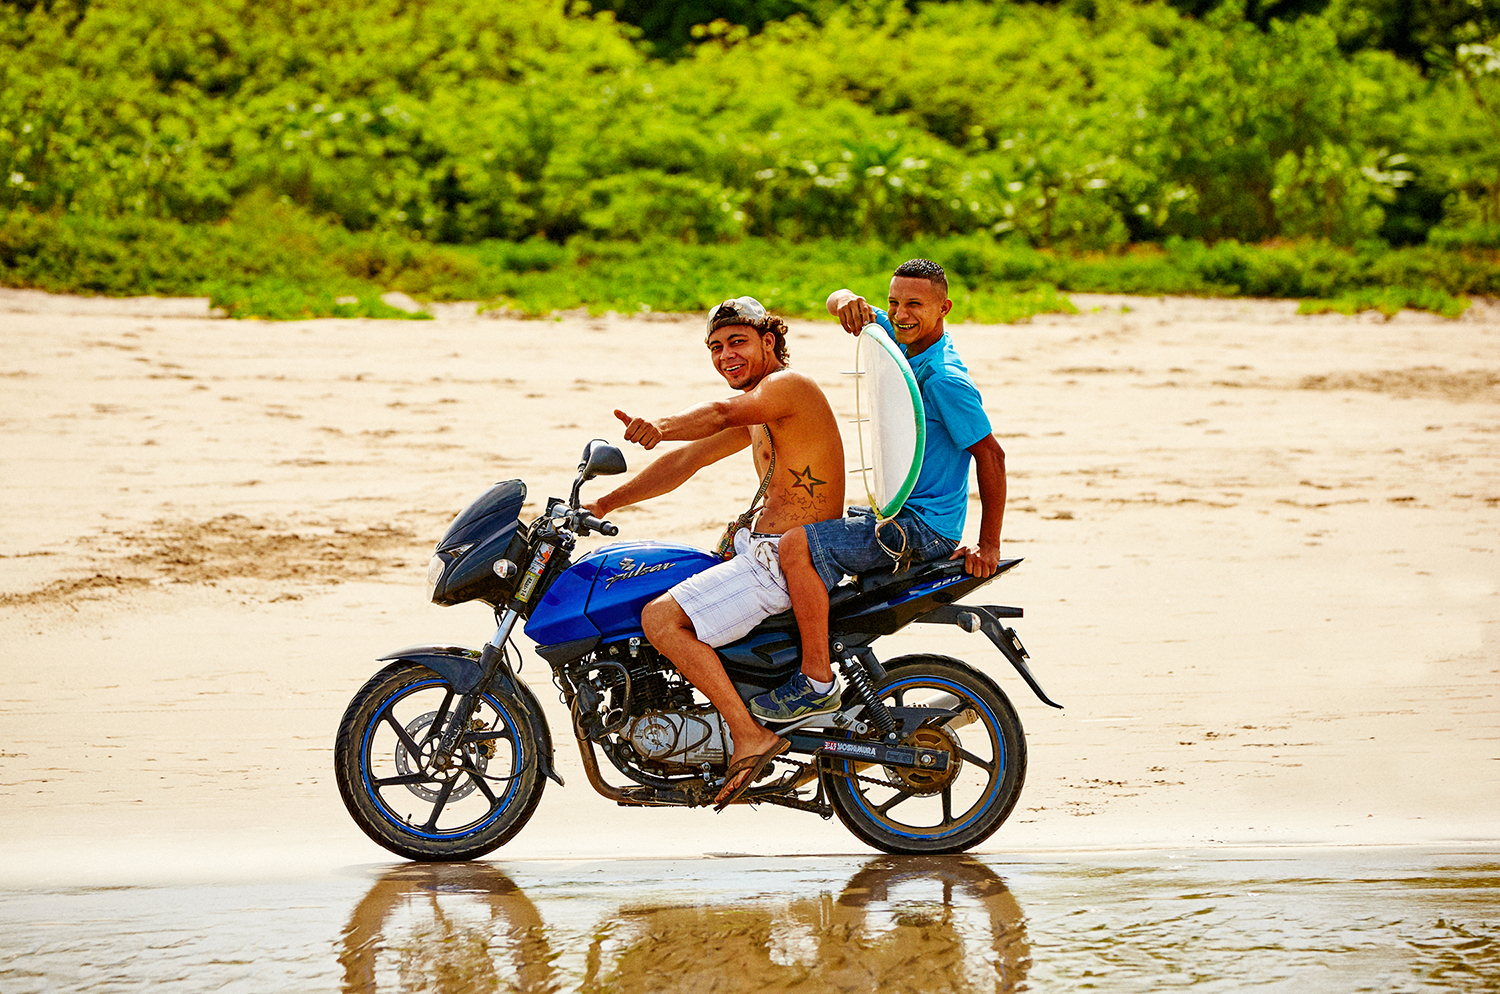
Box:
[578,439,627,482]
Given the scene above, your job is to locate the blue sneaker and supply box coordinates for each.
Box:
[749,672,841,722]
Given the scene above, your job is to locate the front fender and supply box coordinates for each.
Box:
[379,643,484,692]
[377,643,562,785]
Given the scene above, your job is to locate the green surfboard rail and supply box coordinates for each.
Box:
[860,311,925,519]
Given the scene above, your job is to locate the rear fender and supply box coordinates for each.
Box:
[377,643,562,784]
[913,607,1063,709]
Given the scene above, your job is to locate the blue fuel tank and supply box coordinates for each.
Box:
[524,542,720,647]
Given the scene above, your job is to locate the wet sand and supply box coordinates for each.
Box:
[4,849,1496,992]
[1,287,1497,988]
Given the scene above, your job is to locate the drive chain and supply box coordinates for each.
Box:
[769,754,903,793]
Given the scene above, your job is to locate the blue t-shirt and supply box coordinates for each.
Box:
[900,333,992,541]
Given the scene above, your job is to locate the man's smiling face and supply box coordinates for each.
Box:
[706,324,776,390]
[887,275,952,355]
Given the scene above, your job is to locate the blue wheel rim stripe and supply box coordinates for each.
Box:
[841,675,1005,841]
[361,678,524,841]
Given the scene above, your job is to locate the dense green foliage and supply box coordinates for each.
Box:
[5,197,1492,320]
[1,0,1498,317]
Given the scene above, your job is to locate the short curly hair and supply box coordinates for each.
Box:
[756,315,791,366]
[893,258,949,297]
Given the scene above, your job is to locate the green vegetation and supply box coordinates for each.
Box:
[1298,287,1471,319]
[2,0,1498,319]
[9,197,1492,320]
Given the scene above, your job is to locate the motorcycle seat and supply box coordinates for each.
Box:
[792,557,962,619]
[834,555,965,602]
[738,556,1003,643]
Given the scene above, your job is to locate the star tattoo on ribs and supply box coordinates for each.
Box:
[789,465,827,499]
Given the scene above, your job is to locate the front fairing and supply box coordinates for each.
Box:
[524,541,719,647]
[430,480,527,607]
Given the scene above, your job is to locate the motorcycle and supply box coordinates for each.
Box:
[334,440,1062,861]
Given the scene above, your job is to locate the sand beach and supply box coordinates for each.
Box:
[0,286,1496,989]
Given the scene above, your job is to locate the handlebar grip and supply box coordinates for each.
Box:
[583,514,618,537]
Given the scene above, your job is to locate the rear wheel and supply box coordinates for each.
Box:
[826,655,1025,855]
[334,661,545,861]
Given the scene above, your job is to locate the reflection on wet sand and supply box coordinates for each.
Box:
[0,849,1494,992]
[341,863,555,994]
[340,857,1029,994]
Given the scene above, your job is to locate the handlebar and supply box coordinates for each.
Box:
[581,513,617,537]
[546,498,619,538]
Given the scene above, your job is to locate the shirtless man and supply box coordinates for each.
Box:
[584,296,845,809]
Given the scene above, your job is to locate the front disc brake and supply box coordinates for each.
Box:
[392,710,490,802]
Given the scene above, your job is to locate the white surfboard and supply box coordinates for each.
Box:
[852,310,924,520]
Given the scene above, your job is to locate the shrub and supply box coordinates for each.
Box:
[1298,287,1471,319]
[1427,223,1500,251]
[205,279,433,320]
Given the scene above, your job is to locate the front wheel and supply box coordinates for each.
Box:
[827,655,1026,855]
[334,661,546,861]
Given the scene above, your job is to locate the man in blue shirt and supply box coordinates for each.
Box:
[751,259,1007,722]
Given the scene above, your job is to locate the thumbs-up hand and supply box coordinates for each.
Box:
[614,409,662,450]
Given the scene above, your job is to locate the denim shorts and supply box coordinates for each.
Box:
[801,507,957,590]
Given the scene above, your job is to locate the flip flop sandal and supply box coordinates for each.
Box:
[712,737,791,812]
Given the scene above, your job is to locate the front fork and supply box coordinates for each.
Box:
[432,607,523,761]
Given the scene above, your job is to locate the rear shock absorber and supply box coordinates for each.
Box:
[833,642,897,738]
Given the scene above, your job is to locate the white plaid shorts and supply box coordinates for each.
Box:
[670,529,791,648]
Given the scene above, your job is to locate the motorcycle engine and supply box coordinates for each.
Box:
[571,641,725,773]
[623,708,732,769]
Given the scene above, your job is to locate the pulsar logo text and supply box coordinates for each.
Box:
[604,558,676,589]
[823,741,878,759]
